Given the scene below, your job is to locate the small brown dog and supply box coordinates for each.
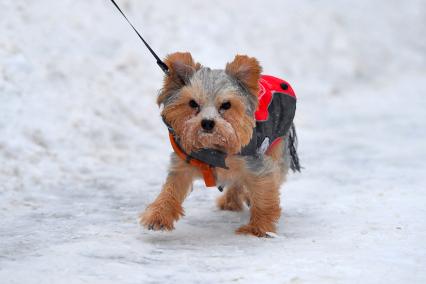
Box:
[140,52,299,237]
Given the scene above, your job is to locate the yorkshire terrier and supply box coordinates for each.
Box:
[140,52,300,237]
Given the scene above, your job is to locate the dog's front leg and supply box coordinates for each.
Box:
[140,156,194,231]
[236,175,281,237]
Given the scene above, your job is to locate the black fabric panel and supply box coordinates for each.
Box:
[239,131,258,156]
[240,92,296,156]
[190,148,229,169]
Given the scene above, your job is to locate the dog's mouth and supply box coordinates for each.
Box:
[196,131,227,150]
[212,144,226,152]
[178,121,240,158]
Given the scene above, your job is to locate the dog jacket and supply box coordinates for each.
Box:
[167,74,299,188]
[240,75,297,157]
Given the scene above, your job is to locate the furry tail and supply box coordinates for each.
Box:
[288,123,301,172]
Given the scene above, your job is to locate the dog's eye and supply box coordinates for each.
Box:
[220,101,231,110]
[189,99,199,109]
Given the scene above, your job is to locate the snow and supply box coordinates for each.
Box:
[1,0,426,283]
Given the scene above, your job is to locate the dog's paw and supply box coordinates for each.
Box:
[139,207,175,231]
[236,224,275,237]
[216,195,244,212]
[139,201,184,231]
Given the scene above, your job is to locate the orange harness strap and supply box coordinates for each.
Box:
[168,133,216,187]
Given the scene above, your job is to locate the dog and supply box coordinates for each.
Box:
[140,52,299,237]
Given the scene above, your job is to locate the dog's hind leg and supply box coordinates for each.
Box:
[216,184,247,212]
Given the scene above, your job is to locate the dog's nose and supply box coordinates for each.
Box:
[201,119,215,131]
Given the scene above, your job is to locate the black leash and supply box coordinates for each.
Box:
[108,0,169,75]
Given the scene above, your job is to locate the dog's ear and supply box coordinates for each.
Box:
[157,52,201,106]
[225,55,262,97]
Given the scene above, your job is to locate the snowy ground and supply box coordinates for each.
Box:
[1,0,426,283]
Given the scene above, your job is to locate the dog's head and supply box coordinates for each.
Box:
[158,52,262,155]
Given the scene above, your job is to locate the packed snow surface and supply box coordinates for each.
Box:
[1,0,425,283]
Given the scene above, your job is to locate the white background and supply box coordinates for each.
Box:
[1,0,425,283]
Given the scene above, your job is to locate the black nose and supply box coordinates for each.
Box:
[201,119,215,131]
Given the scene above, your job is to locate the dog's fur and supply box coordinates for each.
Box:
[140,52,290,237]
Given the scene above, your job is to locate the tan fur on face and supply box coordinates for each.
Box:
[161,87,202,137]
[182,118,239,154]
[162,84,255,155]
[216,94,256,149]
